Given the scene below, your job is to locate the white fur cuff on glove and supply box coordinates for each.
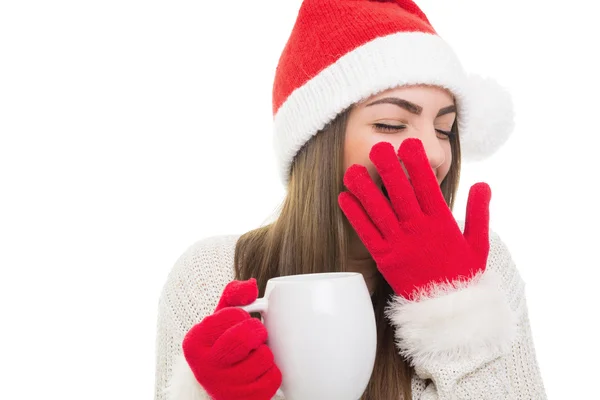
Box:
[385,270,518,367]
[164,355,212,400]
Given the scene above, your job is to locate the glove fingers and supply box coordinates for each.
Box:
[342,164,400,238]
[464,182,491,259]
[397,138,447,215]
[187,307,251,348]
[215,278,259,312]
[208,345,281,400]
[212,317,268,366]
[369,141,421,220]
[338,191,385,253]
[228,344,279,384]
[235,358,282,400]
[244,365,283,400]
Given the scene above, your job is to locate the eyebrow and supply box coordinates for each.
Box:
[365,97,457,117]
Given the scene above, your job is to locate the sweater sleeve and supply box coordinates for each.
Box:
[386,228,547,399]
[154,235,238,400]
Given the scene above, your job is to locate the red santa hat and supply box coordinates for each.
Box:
[272,0,514,184]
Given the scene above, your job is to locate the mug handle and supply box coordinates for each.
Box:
[238,298,284,398]
[240,297,268,314]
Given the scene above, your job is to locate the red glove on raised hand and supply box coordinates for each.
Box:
[182,278,282,400]
[338,139,491,300]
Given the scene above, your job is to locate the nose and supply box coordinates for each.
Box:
[406,129,446,170]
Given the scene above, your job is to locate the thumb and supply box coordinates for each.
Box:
[463,182,491,258]
[215,278,259,312]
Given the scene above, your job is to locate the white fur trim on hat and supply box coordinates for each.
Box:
[164,354,211,400]
[273,32,514,185]
[385,270,518,366]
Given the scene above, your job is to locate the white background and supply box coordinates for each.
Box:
[1,0,598,398]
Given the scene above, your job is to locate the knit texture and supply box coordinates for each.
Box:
[154,228,547,399]
[339,139,493,299]
[181,279,282,400]
[272,0,515,185]
[272,0,436,114]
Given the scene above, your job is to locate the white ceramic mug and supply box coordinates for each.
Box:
[241,272,377,400]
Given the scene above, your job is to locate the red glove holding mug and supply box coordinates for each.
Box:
[182,278,282,400]
[338,139,491,300]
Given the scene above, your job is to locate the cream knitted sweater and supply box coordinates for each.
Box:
[154,227,547,399]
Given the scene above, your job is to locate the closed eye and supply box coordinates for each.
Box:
[374,123,454,140]
[373,123,406,133]
[435,129,454,140]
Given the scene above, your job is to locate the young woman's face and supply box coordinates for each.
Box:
[344,85,456,188]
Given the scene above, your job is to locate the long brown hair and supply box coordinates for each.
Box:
[234,106,462,399]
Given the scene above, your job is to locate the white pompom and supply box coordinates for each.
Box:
[458,74,515,161]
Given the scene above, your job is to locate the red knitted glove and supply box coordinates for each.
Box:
[182,278,282,400]
[338,139,491,300]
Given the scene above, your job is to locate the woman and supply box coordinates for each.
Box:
[155,0,547,399]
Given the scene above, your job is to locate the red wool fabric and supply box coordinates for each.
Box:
[338,139,492,300]
[270,0,515,186]
[182,279,282,400]
[272,0,436,114]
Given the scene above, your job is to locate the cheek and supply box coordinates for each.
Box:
[343,128,380,172]
[343,136,385,186]
[343,137,393,187]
